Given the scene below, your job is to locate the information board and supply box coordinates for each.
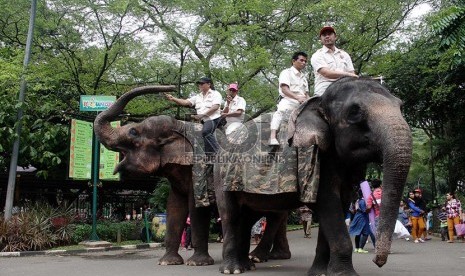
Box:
[99,121,120,180]
[69,119,93,179]
[69,119,120,180]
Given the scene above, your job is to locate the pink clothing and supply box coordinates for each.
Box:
[181,229,187,247]
[445,199,462,219]
[366,188,382,217]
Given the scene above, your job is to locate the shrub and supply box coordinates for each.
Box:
[70,221,145,243]
[70,224,92,244]
[287,210,300,225]
[0,201,76,252]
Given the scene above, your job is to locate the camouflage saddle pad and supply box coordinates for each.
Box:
[181,122,219,207]
[220,112,320,203]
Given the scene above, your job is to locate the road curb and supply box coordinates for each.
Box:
[0,242,162,258]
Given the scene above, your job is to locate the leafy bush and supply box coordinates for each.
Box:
[70,224,92,244]
[287,210,300,225]
[149,178,170,213]
[0,201,76,252]
[70,221,145,243]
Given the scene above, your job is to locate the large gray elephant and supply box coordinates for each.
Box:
[93,85,290,266]
[94,85,214,266]
[214,77,412,275]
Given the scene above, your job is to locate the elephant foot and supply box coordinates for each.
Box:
[268,247,291,260]
[248,248,269,263]
[219,258,256,274]
[326,269,359,276]
[307,266,327,276]
[158,252,184,265]
[308,264,358,276]
[185,252,214,266]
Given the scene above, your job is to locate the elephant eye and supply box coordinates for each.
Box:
[129,128,138,137]
[347,104,364,124]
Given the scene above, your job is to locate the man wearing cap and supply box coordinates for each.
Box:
[311,26,358,96]
[165,77,222,155]
[269,51,310,146]
[221,83,246,136]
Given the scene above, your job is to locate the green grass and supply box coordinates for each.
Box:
[51,244,86,251]
[287,224,303,231]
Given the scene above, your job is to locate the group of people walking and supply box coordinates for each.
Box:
[348,179,382,253]
[348,179,464,254]
[402,189,463,244]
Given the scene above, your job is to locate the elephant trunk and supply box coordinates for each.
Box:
[372,113,412,267]
[94,85,176,149]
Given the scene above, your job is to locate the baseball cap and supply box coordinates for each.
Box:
[196,77,212,84]
[319,26,336,36]
[414,188,422,193]
[228,83,238,91]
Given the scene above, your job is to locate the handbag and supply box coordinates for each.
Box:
[454,223,465,236]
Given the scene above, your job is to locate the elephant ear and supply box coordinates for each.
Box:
[160,118,194,166]
[160,135,193,166]
[287,96,330,151]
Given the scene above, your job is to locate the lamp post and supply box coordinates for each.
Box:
[4,0,37,220]
[90,127,100,241]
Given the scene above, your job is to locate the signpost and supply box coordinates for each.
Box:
[78,95,116,241]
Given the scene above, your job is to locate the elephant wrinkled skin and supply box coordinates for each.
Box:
[93,85,290,266]
[214,77,412,275]
[94,85,214,266]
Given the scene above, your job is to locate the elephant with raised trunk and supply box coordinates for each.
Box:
[215,77,412,275]
[94,85,214,266]
[93,85,290,266]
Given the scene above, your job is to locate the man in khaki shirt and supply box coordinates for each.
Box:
[311,26,358,96]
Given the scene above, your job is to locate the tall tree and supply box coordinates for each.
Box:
[431,0,465,65]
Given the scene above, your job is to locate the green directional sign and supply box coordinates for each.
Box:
[80,95,116,111]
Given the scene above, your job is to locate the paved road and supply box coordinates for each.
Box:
[1,229,464,276]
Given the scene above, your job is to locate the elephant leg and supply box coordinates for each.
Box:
[268,212,291,260]
[310,187,358,276]
[249,212,290,263]
[185,196,214,266]
[158,188,188,265]
[308,227,330,275]
[218,193,255,274]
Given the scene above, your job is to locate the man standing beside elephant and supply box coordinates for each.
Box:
[311,26,358,96]
[165,77,222,157]
[269,51,310,145]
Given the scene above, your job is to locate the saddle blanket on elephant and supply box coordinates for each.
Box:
[220,112,320,203]
[181,121,221,207]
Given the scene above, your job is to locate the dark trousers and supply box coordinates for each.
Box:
[440,226,449,241]
[355,234,368,249]
[202,117,220,155]
[185,225,191,248]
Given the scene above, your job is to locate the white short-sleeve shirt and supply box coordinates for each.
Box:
[311,45,355,96]
[278,66,309,105]
[187,89,222,120]
[224,95,246,124]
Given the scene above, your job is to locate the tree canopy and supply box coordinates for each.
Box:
[1,0,464,196]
